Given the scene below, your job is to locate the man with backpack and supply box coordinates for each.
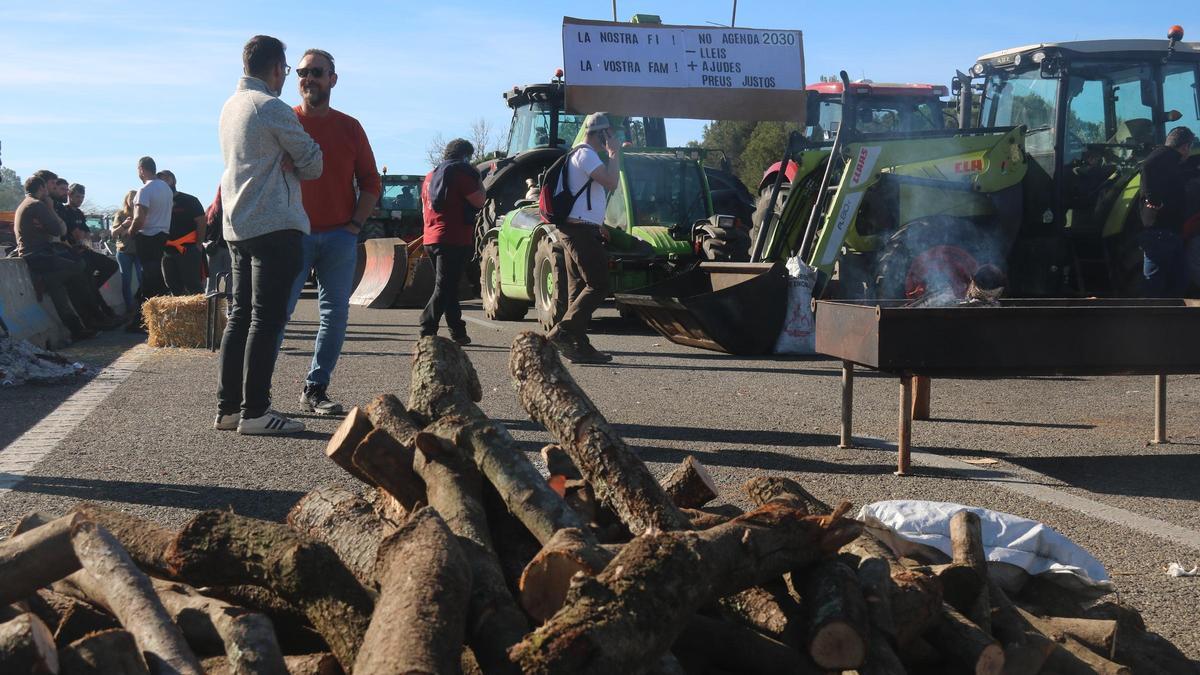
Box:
[420,138,485,344]
[545,112,621,364]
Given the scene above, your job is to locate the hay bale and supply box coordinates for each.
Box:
[142,294,225,348]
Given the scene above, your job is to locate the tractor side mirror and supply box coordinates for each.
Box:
[805,94,821,129]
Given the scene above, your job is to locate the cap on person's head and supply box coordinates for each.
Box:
[583,112,612,135]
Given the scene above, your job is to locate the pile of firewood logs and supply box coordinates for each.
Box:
[1,332,1194,674]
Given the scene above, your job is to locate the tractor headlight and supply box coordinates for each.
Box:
[1031,51,1046,63]
[971,63,985,76]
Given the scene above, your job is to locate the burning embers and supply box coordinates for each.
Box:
[906,263,1007,308]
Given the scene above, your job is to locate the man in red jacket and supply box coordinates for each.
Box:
[286,48,381,415]
[420,138,484,344]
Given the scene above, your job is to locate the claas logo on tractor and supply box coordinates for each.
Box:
[954,159,984,174]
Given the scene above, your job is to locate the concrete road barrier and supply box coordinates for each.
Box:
[0,258,70,349]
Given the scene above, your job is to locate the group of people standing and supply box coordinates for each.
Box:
[212,34,620,436]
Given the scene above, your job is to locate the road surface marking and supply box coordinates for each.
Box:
[463,316,504,331]
[857,436,1200,551]
[0,345,151,495]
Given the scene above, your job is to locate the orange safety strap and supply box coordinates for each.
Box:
[165,230,198,254]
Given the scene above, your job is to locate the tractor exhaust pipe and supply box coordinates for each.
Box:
[955,70,974,129]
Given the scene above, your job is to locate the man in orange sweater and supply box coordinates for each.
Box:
[286,48,381,415]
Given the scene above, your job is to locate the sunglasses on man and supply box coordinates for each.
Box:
[296,67,326,78]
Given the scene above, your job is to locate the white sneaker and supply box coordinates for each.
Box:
[237,410,305,435]
[213,412,240,431]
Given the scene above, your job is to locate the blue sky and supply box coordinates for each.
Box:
[1,1,1193,210]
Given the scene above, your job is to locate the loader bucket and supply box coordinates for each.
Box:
[349,238,409,308]
[615,262,788,355]
[390,251,436,308]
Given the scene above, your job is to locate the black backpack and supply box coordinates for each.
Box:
[538,146,594,226]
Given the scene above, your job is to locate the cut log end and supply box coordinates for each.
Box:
[520,552,591,624]
[0,612,58,675]
[325,407,377,486]
[661,456,719,509]
[976,643,1006,675]
[810,620,867,670]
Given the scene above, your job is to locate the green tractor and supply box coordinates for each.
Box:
[480,141,745,329]
[754,28,1200,301]
[363,170,424,241]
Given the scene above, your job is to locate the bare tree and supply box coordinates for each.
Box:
[426,132,448,168]
[469,118,495,162]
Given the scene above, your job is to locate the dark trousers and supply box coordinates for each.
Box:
[555,221,610,338]
[23,253,101,333]
[163,243,204,295]
[1139,228,1188,298]
[134,232,169,301]
[419,244,470,337]
[218,230,303,418]
[79,248,119,289]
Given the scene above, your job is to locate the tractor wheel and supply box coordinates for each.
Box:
[874,216,1000,300]
[480,239,529,321]
[533,237,569,332]
[748,185,791,252]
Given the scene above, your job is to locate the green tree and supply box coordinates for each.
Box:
[0,167,24,211]
[694,119,800,190]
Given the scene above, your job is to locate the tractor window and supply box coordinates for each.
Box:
[1163,63,1200,139]
[983,69,1058,169]
[379,179,422,211]
[1064,78,1106,164]
[622,154,708,228]
[507,103,586,155]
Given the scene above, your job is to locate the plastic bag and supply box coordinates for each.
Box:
[773,255,816,354]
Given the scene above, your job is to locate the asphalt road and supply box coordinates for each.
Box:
[3,295,1200,664]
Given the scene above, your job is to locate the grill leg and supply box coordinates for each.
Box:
[839,361,854,448]
[1153,373,1167,445]
[912,375,931,420]
[897,376,912,476]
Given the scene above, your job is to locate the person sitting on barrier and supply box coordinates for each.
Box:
[285,47,381,416]
[156,170,206,295]
[13,176,106,341]
[215,34,323,436]
[112,190,142,314]
[419,138,484,345]
[62,182,122,319]
[545,112,621,364]
[1139,126,1196,297]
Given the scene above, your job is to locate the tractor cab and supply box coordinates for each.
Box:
[364,171,425,240]
[964,30,1200,292]
[806,81,950,142]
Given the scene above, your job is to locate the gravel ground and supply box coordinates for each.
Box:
[2,295,1199,664]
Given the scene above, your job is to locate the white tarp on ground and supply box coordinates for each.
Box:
[858,500,1114,597]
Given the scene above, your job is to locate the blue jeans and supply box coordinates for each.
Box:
[1139,228,1188,298]
[286,228,359,388]
[116,249,142,312]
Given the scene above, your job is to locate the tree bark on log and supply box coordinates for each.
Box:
[1019,608,1129,675]
[151,579,286,675]
[519,527,614,624]
[409,336,594,547]
[325,406,377,486]
[1043,617,1118,659]
[715,582,802,647]
[802,559,869,670]
[411,424,527,675]
[541,444,581,480]
[201,653,340,675]
[923,562,983,615]
[163,511,372,672]
[70,521,203,675]
[52,594,120,645]
[509,502,862,675]
[193,586,322,657]
[925,604,1004,675]
[950,510,991,635]
[0,612,57,674]
[0,512,83,606]
[660,456,719,509]
[287,486,391,588]
[60,628,150,675]
[742,476,830,515]
[363,393,422,446]
[509,332,690,534]
[68,505,178,579]
[672,613,820,675]
[858,623,907,675]
[352,428,427,512]
[354,506,472,675]
[985,581,1056,675]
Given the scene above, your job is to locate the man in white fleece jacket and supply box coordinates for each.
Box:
[215,34,323,436]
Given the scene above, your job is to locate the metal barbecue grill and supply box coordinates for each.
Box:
[814,298,1200,475]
